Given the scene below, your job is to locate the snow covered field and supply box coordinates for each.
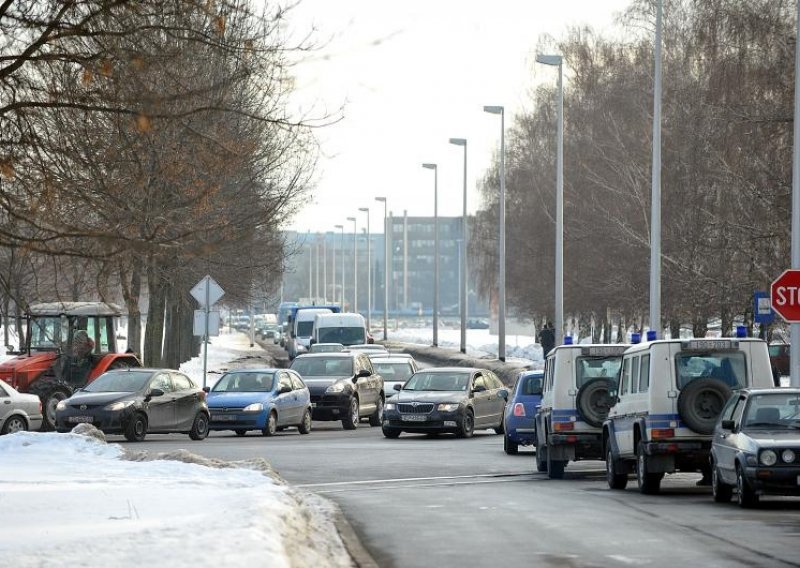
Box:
[0,330,353,568]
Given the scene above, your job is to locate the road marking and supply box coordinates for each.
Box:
[297,471,531,488]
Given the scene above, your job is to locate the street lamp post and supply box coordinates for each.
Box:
[375,197,389,340]
[483,106,506,361]
[358,207,371,331]
[307,230,312,299]
[334,224,345,307]
[449,137,468,354]
[650,0,663,339]
[422,163,439,348]
[347,217,358,313]
[536,54,564,348]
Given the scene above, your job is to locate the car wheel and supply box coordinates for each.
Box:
[1,415,28,435]
[124,413,148,442]
[636,442,663,494]
[535,445,548,472]
[235,429,247,437]
[189,412,209,440]
[368,397,384,427]
[606,448,628,490]
[298,409,312,435]
[342,397,359,430]
[262,411,278,436]
[503,434,519,455]
[494,415,505,435]
[456,409,475,438]
[712,464,733,503]
[547,449,566,479]
[382,427,401,438]
[736,465,759,508]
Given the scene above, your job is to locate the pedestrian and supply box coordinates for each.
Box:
[539,321,555,357]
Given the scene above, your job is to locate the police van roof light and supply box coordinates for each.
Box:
[646,330,657,341]
[563,336,574,345]
[631,333,641,344]
[736,325,747,338]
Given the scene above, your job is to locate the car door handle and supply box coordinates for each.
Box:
[3,400,9,405]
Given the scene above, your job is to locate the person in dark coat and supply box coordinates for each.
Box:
[539,322,555,357]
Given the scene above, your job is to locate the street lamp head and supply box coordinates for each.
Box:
[358,207,369,212]
[334,224,343,229]
[422,163,437,170]
[346,216,356,222]
[449,138,466,146]
[483,105,503,115]
[536,54,563,66]
[375,196,386,203]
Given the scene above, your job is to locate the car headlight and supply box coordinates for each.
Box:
[326,382,347,394]
[760,449,778,466]
[385,403,395,411]
[56,400,68,412]
[782,449,796,464]
[242,403,264,412]
[437,403,460,412]
[104,400,135,411]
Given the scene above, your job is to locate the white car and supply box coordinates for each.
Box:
[0,380,43,434]
[535,343,627,479]
[368,354,419,396]
[604,337,776,494]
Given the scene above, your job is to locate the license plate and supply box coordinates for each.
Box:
[212,414,236,421]
[68,416,93,423]
[401,415,428,422]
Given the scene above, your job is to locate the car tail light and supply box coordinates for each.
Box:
[651,428,674,439]
[553,422,574,431]
[565,435,578,443]
[513,403,526,417]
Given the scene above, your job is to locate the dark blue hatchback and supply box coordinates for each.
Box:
[503,370,544,454]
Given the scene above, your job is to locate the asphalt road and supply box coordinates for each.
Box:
[126,420,800,568]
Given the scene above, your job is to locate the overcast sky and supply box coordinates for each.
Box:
[285,0,632,234]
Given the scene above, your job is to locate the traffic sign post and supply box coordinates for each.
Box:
[191,275,225,389]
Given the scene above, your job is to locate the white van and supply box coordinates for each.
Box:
[312,313,368,348]
[288,308,332,359]
[604,337,775,494]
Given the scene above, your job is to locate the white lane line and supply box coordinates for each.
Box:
[297,471,532,488]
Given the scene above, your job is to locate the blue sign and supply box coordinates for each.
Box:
[754,291,775,324]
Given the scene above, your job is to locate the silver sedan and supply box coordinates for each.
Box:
[0,380,43,434]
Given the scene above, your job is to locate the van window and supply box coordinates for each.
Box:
[639,355,650,392]
[630,356,640,394]
[318,326,365,345]
[297,321,314,337]
[674,351,746,389]
[620,359,630,395]
[575,356,623,388]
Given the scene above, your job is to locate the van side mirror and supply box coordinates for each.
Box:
[721,419,735,431]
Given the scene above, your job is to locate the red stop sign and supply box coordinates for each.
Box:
[771,269,800,322]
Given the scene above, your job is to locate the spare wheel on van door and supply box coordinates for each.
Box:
[677,378,731,435]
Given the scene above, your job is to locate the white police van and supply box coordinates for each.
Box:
[603,333,775,494]
[535,340,627,479]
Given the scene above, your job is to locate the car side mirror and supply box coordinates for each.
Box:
[279,385,292,394]
[203,386,210,393]
[310,339,316,345]
[357,369,371,378]
[498,389,509,401]
[393,383,402,391]
[473,385,487,393]
[721,419,735,431]
[148,388,164,399]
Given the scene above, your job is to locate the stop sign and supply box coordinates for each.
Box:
[771,269,800,322]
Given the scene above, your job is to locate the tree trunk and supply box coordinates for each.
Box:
[179,297,195,364]
[669,318,681,340]
[692,317,708,339]
[143,260,167,366]
[119,257,143,357]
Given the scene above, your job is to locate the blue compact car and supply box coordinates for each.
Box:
[206,368,312,437]
[503,370,544,455]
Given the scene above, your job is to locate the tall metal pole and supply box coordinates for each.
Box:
[650,0,663,340]
[791,0,800,387]
[335,224,345,308]
[555,63,564,348]
[359,208,371,331]
[450,138,468,354]
[403,210,408,309]
[331,231,336,305]
[314,236,320,300]
[348,217,358,312]
[376,197,389,340]
[307,231,312,299]
[202,276,209,389]
[483,106,506,360]
[423,163,439,347]
[323,235,328,302]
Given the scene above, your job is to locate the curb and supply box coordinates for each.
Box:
[333,507,381,568]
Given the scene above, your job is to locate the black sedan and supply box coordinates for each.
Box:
[711,388,800,508]
[382,367,508,438]
[55,369,210,442]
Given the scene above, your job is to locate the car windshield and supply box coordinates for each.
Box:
[675,351,746,389]
[516,374,543,395]
[403,372,469,392]
[297,321,314,337]
[212,372,274,392]
[575,357,622,388]
[83,371,152,393]
[318,327,365,345]
[742,393,800,430]
[372,362,414,382]
[291,357,353,376]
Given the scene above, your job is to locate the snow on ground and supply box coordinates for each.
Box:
[0,329,354,568]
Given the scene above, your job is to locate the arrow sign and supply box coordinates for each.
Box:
[191,275,224,307]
